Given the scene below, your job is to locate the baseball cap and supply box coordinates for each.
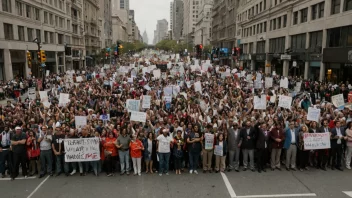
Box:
[15,126,21,130]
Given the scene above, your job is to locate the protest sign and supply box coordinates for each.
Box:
[130,111,147,122]
[254,80,262,89]
[163,86,173,96]
[303,133,331,150]
[194,81,202,93]
[142,95,151,109]
[64,138,100,162]
[214,145,223,156]
[307,107,321,122]
[75,116,87,129]
[28,87,36,100]
[46,70,50,77]
[253,95,267,110]
[100,114,110,121]
[59,93,70,106]
[76,76,83,82]
[280,78,288,88]
[39,91,50,108]
[153,69,161,79]
[278,95,292,109]
[265,77,273,88]
[126,99,140,112]
[295,81,302,92]
[163,96,172,103]
[331,94,345,108]
[205,133,214,150]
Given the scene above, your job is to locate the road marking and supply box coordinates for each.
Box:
[236,193,317,198]
[220,172,237,198]
[27,175,50,198]
[343,191,352,197]
[0,176,36,181]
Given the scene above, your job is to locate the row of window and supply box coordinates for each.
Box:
[242,21,267,38]
[269,15,287,31]
[237,0,267,22]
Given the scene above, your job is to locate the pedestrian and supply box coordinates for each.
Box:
[173,130,184,175]
[240,121,256,171]
[103,132,117,177]
[11,126,28,180]
[215,133,227,173]
[130,134,144,176]
[284,121,298,171]
[270,122,285,171]
[117,128,131,175]
[0,126,12,178]
[143,132,156,174]
[38,125,53,178]
[227,120,241,172]
[157,128,173,176]
[298,125,310,171]
[52,124,68,176]
[186,125,202,174]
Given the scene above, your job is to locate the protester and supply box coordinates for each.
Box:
[157,128,173,176]
[130,134,144,176]
[117,128,131,175]
[11,126,27,180]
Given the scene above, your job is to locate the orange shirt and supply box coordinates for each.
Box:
[104,137,117,157]
[129,140,143,158]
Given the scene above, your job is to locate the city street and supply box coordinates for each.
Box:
[1,168,352,198]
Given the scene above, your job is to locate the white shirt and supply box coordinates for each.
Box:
[291,129,296,143]
[157,135,173,153]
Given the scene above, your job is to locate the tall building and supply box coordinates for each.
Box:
[83,0,100,59]
[195,0,213,46]
[143,30,148,44]
[111,0,129,42]
[236,0,352,82]
[171,0,184,41]
[0,0,86,80]
[170,2,173,31]
[153,19,168,44]
[99,0,112,49]
[182,0,200,44]
[119,0,129,10]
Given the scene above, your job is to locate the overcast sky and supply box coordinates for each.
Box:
[130,0,172,44]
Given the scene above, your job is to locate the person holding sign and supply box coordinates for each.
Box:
[330,121,346,171]
[317,119,331,171]
[214,133,227,173]
[202,125,215,173]
[52,124,68,176]
[298,125,310,171]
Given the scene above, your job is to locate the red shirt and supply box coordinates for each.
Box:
[129,140,143,158]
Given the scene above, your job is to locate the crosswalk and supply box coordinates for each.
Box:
[343,192,352,197]
[0,176,36,181]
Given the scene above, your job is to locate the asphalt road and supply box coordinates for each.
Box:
[1,168,352,198]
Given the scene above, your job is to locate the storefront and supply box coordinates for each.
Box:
[10,50,26,78]
[289,53,305,77]
[267,53,283,76]
[307,53,322,81]
[323,47,352,83]
[239,54,251,70]
[253,53,266,71]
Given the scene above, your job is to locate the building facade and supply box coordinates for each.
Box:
[0,0,87,80]
[99,0,112,49]
[182,0,200,45]
[111,0,128,42]
[236,0,352,82]
[153,19,168,44]
[194,0,213,46]
[142,30,148,44]
[83,0,100,61]
[171,0,184,41]
[170,2,173,31]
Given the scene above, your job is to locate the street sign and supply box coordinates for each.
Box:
[280,54,291,60]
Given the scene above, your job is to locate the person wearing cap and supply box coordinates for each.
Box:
[38,125,53,178]
[11,126,28,180]
[52,123,68,176]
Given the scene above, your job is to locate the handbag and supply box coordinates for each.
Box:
[28,148,40,158]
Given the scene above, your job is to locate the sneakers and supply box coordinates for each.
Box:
[107,173,113,177]
[159,173,162,176]
[70,170,76,176]
[346,166,351,170]
[165,172,169,176]
[194,170,198,175]
[138,173,141,176]
[189,170,193,174]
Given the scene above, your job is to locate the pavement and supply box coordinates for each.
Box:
[1,168,352,198]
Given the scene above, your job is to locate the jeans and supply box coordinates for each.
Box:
[118,150,130,173]
[189,152,200,171]
[242,149,254,169]
[0,149,11,175]
[55,154,69,174]
[286,145,297,169]
[78,162,89,173]
[132,157,142,174]
[158,152,171,173]
[228,149,240,170]
[331,145,343,168]
[40,150,53,175]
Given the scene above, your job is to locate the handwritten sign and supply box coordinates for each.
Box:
[76,76,83,82]
[153,69,161,79]
[254,95,267,110]
[194,81,202,93]
[214,145,223,156]
[280,78,288,88]
[307,107,321,122]
[59,93,70,106]
[126,99,140,112]
[75,116,87,129]
[331,94,344,108]
[28,87,36,100]
[64,138,100,162]
[163,96,172,103]
[303,133,331,150]
[142,95,151,109]
[130,111,147,122]
[205,133,214,150]
[278,95,292,109]
[265,77,273,88]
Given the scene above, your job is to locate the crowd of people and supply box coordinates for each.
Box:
[0,52,352,181]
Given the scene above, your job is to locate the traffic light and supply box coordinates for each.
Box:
[199,44,203,50]
[27,51,32,68]
[40,50,46,63]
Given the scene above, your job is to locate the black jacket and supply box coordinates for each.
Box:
[239,127,256,149]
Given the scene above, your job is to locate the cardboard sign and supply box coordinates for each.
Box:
[265,77,273,88]
[280,78,288,88]
[28,87,36,100]
[142,95,151,109]
[214,145,223,156]
[303,133,331,150]
[307,107,321,122]
[331,94,344,108]
[59,93,70,106]
[194,81,202,93]
[253,95,267,110]
[278,95,292,109]
[75,116,87,129]
[64,138,100,162]
[130,111,147,122]
[205,133,214,150]
[126,99,140,112]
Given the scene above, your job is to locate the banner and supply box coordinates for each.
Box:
[59,93,70,106]
[204,133,214,150]
[64,138,100,162]
[126,99,140,112]
[75,116,87,129]
[278,95,292,109]
[28,87,36,100]
[307,107,321,122]
[331,94,344,108]
[214,145,223,156]
[142,95,151,109]
[130,111,147,122]
[303,133,331,150]
[253,95,267,110]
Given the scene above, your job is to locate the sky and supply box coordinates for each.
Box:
[130,0,172,44]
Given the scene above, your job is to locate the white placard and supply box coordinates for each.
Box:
[59,93,70,106]
[265,77,273,88]
[46,70,50,77]
[28,87,36,100]
[76,76,83,82]
[278,95,292,109]
[163,96,172,103]
[303,133,331,150]
[280,78,288,88]
[254,95,267,110]
[142,95,151,109]
[153,69,161,79]
[254,80,262,89]
[307,107,321,122]
[331,94,345,108]
[64,138,100,162]
[295,81,302,92]
[130,111,147,122]
[75,116,87,129]
[194,81,202,93]
[126,99,140,112]
[205,133,214,150]
[214,145,223,156]
[39,91,50,108]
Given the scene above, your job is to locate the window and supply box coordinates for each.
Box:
[36,29,41,41]
[256,41,265,53]
[273,18,276,30]
[50,32,54,44]
[44,12,48,24]
[44,31,49,43]
[58,33,64,44]
[4,23,14,40]
[18,26,25,41]
[278,17,281,29]
[26,5,32,18]
[269,37,285,53]
[16,1,22,16]
[67,20,71,30]
[312,4,317,20]
[293,11,298,25]
[291,33,306,51]
[260,23,263,33]
[264,0,266,10]
[309,31,323,48]
[253,25,256,35]
[327,27,342,47]
[249,43,253,53]
[257,24,260,33]
[2,0,11,12]
[35,8,40,20]
[345,0,352,11]
[283,15,287,27]
[49,13,53,25]
[263,21,267,32]
[331,0,341,14]
[300,8,308,23]
[270,20,272,30]
[27,28,33,41]
[319,2,325,17]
